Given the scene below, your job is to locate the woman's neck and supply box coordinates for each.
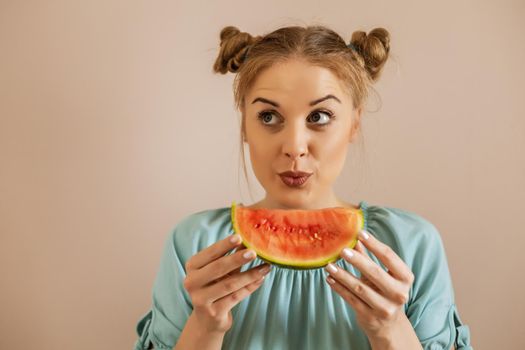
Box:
[245,196,359,210]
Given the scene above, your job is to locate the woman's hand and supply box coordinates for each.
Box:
[324,230,415,338]
[183,234,271,334]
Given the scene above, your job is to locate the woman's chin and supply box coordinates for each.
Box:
[274,193,312,209]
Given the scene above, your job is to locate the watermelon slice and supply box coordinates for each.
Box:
[230,201,365,269]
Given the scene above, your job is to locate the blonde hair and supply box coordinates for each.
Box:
[212,25,390,201]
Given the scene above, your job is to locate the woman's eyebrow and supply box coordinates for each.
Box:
[251,94,341,107]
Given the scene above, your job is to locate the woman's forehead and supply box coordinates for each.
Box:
[247,62,348,105]
[255,61,341,88]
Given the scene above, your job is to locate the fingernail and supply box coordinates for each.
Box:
[327,276,336,284]
[341,247,354,259]
[230,234,241,244]
[243,250,256,259]
[359,230,370,240]
[325,263,337,274]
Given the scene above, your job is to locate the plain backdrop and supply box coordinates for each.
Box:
[1,0,524,349]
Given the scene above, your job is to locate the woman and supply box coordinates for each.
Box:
[133,25,473,350]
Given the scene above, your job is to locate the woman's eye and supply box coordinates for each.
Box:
[257,111,280,125]
[308,110,333,126]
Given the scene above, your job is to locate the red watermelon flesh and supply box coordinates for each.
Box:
[230,201,365,269]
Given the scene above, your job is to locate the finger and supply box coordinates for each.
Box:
[356,240,396,279]
[340,245,401,301]
[215,243,254,282]
[354,240,368,255]
[214,274,267,314]
[202,263,271,303]
[227,244,248,275]
[189,247,257,288]
[357,230,414,283]
[354,240,383,275]
[326,275,370,314]
[325,263,386,311]
[186,234,243,271]
[231,243,248,254]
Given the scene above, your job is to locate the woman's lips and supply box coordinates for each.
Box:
[279,174,311,187]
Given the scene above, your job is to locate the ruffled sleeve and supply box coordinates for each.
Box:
[133,224,193,350]
[409,302,472,350]
[450,304,472,349]
[133,310,154,350]
[403,217,473,350]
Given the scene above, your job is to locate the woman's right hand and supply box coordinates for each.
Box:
[182,233,271,334]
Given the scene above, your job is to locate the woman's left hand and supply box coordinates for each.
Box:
[324,230,415,338]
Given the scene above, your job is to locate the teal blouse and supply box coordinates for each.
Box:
[133,201,473,350]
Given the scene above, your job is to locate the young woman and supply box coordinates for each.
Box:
[133,25,473,350]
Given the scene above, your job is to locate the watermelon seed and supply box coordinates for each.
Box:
[254,223,260,228]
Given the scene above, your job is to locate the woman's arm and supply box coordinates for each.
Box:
[174,312,226,350]
[325,231,423,350]
[173,234,268,349]
[366,313,422,350]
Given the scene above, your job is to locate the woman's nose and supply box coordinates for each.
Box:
[285,150,307,160]
[282,125,308,160]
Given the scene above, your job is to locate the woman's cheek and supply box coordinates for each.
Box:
[321,144,348,180]
[249,146,275,183]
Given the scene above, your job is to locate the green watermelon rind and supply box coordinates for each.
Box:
[230,201,364,270]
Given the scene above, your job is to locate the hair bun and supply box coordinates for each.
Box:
[213,26,257,74]
[349,27,390,81]
[219,26,242,42]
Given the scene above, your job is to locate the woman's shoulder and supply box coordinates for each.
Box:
[365,202,445,259]
[173,205,232,235]
[165,205,232,261]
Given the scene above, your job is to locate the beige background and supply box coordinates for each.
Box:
[1,1,523,349]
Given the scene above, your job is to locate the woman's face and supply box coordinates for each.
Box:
[242,59,362,210]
